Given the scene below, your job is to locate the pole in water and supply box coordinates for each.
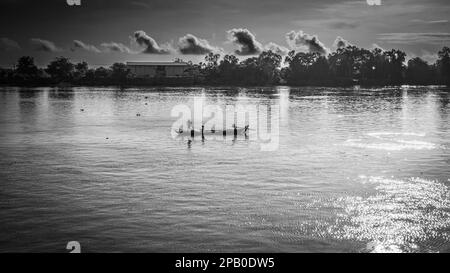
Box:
[233,124,237,136]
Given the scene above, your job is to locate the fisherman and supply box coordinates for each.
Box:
[187,119,194,138]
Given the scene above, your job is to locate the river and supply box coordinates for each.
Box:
[0,86,449,253]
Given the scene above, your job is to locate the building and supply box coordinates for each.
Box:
[126,62,190,78]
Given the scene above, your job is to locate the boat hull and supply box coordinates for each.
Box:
[174,128,247,137]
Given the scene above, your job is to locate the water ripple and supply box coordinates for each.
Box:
[336,176,450,253]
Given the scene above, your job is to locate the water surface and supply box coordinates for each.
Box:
[0,86,449,253]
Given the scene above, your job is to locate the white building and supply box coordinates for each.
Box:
[126,62,190,78]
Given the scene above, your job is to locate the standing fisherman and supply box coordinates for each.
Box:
[187,119,194,138]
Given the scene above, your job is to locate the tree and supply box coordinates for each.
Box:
[203,53,221,83]
[73,62,89,82]
[257,50,282,84]
[285,51,322,85]
[239,57,261,85]
[110,63,131,84]
[437,46,450,84]
[94,67,111,83]
[406,57,434,85]
[15,56,40,81]
[218,54,239,83]
[0,67,12,83]
[329,46,356,79]
[359,48,386,83]
[309,56,332,84]
[46,57,75,83]
[383,49,406,84]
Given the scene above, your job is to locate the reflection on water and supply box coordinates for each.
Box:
[344,132,439,151]
[0,86,449,253]
[338,176,450,253]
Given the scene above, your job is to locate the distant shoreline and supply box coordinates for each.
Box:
[1,84,449,89]
[2,46,449,87]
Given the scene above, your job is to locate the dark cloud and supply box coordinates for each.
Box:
[333,36,353,49]
[0,37,20,51]
[286,30,328,55]
[134,30,171,54]
[264,42,289,56]
[377,33,450,44]
[73,40,101,53]
[100,42,132,53]
[178,34,219,55]
[30,38,61,52]
[227,28,263,55]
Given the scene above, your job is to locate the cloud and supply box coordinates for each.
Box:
[134,30,171,54]
[227,28,263,55]
[333,36,353,49]
[420,51,439,64]
[30,38,61,52]
[371,43,385,51]
[366,0,382,6]
[377,33,450,44]
[73,40,101,53]
[264,42,290,56]
[178,34,219,55]
[328,21,359,29]
[100,42,133,53]
[286,30,328,55]
[130,1,151,8]
[0,37,20,51]
[410,19,449,25]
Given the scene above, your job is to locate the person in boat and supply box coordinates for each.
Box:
[186,119,194,138]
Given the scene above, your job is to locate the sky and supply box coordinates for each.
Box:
[0,0,449,67]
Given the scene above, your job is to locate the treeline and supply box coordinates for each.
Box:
[0,57,132,86]
[197,46,450,86]
[1,46,449,87]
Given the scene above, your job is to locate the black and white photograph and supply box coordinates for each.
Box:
[0,0,449,260]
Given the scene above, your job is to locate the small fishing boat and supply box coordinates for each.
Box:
[174,127,248,137]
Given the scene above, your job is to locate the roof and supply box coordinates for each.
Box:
[126,62,189,66]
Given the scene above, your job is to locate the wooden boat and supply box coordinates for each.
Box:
[174,127,248,137]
